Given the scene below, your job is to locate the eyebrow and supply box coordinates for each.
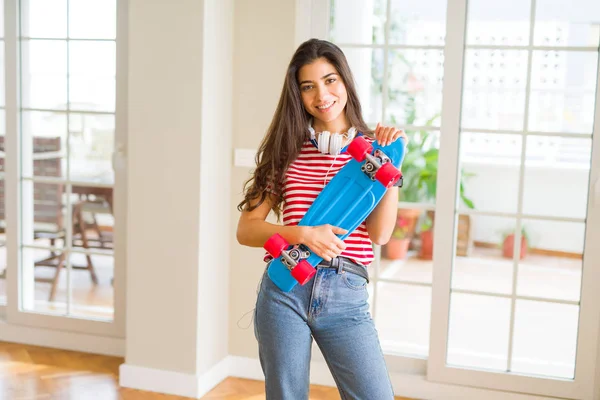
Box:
[299,72,337,86]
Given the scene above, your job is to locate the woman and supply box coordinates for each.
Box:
[236,38,406,399]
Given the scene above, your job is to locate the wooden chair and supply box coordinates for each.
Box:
[0,136,101,301]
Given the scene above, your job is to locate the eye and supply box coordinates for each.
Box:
[326,78,337,84]
[301,85,313,92]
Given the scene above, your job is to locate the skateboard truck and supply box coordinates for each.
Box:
[348,136,403,188]
[264,234,316,285]
[280,245,311,269]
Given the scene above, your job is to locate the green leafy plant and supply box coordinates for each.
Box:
[420,213,433,232]
[391,215,412,240]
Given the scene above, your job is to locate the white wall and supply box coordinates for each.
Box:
[121,0,232,397]
[125,0,204,374]
[229,0,297,360]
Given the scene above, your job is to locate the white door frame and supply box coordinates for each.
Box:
[2,0,127,338]
[307,0,600,398]
[428,0,600,398]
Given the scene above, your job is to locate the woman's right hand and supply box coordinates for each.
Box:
[302,224,348,261]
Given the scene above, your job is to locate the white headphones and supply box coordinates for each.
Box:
[308,122,356,156]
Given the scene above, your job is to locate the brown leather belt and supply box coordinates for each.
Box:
[317,256,369,283]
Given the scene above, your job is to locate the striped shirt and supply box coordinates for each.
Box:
[266,136,375,266]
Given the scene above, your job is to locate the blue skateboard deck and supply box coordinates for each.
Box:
[266,136,407,292]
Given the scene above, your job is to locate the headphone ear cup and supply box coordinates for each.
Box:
[319,131,330,154]
[329,133,342,155]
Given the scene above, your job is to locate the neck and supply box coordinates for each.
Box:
[312,116,351,134]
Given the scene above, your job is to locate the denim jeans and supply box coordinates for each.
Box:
[254,263,395,400]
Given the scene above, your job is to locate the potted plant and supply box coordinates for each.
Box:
[418,212,434,260]
[382,214,413,260]
[501,226,530,260]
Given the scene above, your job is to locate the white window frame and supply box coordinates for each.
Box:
[307,0,600,398]
[1,0,127,338]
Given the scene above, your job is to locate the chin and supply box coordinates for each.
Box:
[312,109,344,124]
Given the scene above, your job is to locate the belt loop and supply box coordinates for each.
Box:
[336,257,343,275]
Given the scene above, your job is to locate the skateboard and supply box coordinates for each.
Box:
[263,135,407,292]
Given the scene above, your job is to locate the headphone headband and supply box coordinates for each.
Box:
[308,121,356,155]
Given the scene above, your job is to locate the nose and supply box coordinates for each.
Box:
[316,84,329,101]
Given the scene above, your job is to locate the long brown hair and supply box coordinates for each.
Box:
[237,38,372,218]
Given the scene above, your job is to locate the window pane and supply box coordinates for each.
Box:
[516,219,584,303]
[21,111,67,180]
[389,0,447,46]
[380,208,434,285]
[341,47,383,124]
[69,114,114,185]
[21,40,68,110]
[534,0,600,47]
[329,0,386,45]
[459,132,522,213]
[528,51,598,134]
[69,251,114,321]
[0,0,4,37]
[22,246,67,315]
[69,41,116,112]
[451,216,517,296]
[375,283,431,357]
[447,293,511,372]
[523,136,591,219]
[462,50,528,131]
[399,130,440,204]
[69,0,116,39]
[512,300,579,378]
[466,0,531,46]
[21,182,67,249]
[21,0,67,39]
[0,42,4,108]
[386,49,444,127]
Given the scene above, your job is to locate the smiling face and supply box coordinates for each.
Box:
[298,57,349,133]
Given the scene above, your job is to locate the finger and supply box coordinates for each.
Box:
[397,129,407,142]
[335,239,346,250]
[319,248,332,261]
[384,127,395,146]
[331,226,348,235]
[391,129,402,144]
[332,242,344,253]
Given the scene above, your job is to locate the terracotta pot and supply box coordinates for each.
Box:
[419,230,434,260]
[383,238,411,260]
[503,234,527,259]
[397,208,422,236]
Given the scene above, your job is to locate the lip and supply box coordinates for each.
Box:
[316,101,336,113]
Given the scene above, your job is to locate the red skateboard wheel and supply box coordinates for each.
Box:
[347,136,373,162]
[375,163,402,188]
[264,233,289,258]
[291,260,316,285]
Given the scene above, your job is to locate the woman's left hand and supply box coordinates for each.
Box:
[375,122,408,147]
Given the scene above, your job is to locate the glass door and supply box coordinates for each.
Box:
[428,0,600,397]
[326,0,449,362]
[4,0,124,337]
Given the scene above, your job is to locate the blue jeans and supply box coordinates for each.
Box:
[254,263,395,400]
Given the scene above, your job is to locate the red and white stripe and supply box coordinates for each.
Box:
[266,137,375,266]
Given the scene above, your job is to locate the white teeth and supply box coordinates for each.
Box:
[317,101,334,109]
